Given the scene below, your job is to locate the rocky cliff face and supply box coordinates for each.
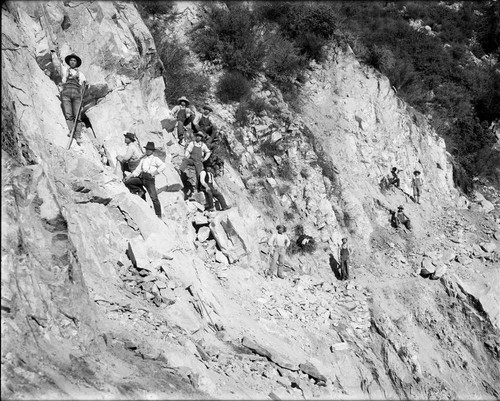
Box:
[2,1,499,399]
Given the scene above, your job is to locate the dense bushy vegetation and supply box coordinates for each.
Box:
[188,1,499,179]
[138,1,499,183]
[216,71,251,103]
[330,1,499,178]
[137,2,208,105]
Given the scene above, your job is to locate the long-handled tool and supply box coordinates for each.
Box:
[66,83,88,150]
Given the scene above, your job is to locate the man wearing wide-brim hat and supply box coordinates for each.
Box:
[411,170,424,204]
[192,104,215,142]
[116,132,142,178]
[124,141,166,218]
[266,224,290,279]
[178,131,211,195]
[51,52,87,145]
[171,96,192,145]
[392,205,412,231]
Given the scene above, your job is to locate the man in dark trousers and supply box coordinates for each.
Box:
[199,165,230,212]
[338,237,352,280]
[125,141,166,218]
[171,96,192,145]
[116,132,142,178]
[193,104,214,137]
[411,170,424,204]
[389,167,401,188]
[52,52,87,145]
[178,132,211,192]
[392,206,412,230]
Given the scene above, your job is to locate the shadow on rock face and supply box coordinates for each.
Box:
[329,253,342,280]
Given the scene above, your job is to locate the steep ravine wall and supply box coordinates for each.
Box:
[2,1,499,400]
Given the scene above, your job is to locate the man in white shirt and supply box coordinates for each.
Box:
[125,142,166,218]
[116,132,142,178]
[199,165,230,212]
[267,225,291,279]
[51,52,87,145]
[178,132,211,192]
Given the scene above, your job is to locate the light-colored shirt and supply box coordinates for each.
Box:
[118,142,142,163]
[199,170,211,188]
[61,65,86,85]
[171,105,191,119]
[193,112,211,126]
[185,141,211,160]
[412,176,423,187]
[131,154,166,177]
[268,232,290,248]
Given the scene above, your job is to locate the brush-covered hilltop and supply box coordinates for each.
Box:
[2,1,499,399]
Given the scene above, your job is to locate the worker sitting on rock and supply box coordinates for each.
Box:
[295,225,315,253]
[266,225,290,279]
[124,141,165,218]
[391,206,412,231]
[193,104,214,138]
[171,96,192,145]
[178,132,211,192]
[116,132,142,179]
[389,167,401,188]
[52,52,87,145]
[199,165,230,212]
[412,170,424,204]
[338,237,353,280]
[297,233,315,252]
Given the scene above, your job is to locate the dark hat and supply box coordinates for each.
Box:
[124,132,136,141]
[413,170,421,175]
[195,131,205,138]
[144,141,156,151]
[65,53,82,68]
[178,96,190,105]
[276,224,287,232]
[397,205,404,210]
[202,104,213,112]
[391,167,398,172]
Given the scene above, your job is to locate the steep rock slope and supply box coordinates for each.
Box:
[2,1,499,400]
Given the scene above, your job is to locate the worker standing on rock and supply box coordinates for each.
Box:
[178,132,211,192]
[412,170,424,204]
[116,132,142,179]
[171,96,192,146]
[52,52,87,145]
[338,237,352,280]
[266,225,290,279]
[124,142,165,218]
[199,165,230,212]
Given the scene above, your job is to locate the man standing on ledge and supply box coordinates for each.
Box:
[125,142,166,218]
[178,132,211,192]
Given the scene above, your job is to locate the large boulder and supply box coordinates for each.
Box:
[209,208,261,266]
[156,163,183,193]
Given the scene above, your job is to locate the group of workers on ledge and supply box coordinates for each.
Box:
[51,52,430,283]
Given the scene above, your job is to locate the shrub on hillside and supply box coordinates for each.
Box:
[149,27,208,104]
[259,140,282,158]
[256,2,339,62]
[277,159,295,181]
[264,33,304,82]
[367,45,396,74]
[190,4,265,78]
[234,102,250,126]
[135,1,173,18]
[216,71,251,103]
